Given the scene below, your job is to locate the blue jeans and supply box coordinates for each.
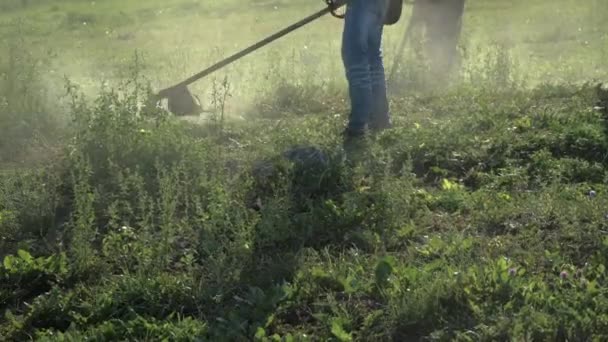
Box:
[342,0,391,133]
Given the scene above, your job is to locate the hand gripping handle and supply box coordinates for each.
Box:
[326,0,347,19]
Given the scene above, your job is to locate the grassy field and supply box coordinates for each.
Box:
[1,0,606,106]
[1,0,608,340]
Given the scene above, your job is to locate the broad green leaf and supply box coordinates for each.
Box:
[255,327,266,339]
[3,256,14,270]
[17,250,33,263]
[331,320,352,342]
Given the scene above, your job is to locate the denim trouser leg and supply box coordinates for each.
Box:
[342,0,390,133]
[368,21,390,129]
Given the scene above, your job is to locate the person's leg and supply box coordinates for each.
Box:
[368,0,391,130]
[342,0,376,135]
[425,0,466,76]
[443,0,466,70]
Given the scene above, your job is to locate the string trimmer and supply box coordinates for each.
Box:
[151,0,348,116]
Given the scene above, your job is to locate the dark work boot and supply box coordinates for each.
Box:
[342,126,366,143]
[342,127,368,164]
[369,119,393,132]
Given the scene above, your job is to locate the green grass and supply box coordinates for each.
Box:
[1,0,608,341]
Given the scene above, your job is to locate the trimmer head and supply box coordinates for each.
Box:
[154,85,202,116]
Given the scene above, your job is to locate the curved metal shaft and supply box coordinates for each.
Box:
[157,0,347,97]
